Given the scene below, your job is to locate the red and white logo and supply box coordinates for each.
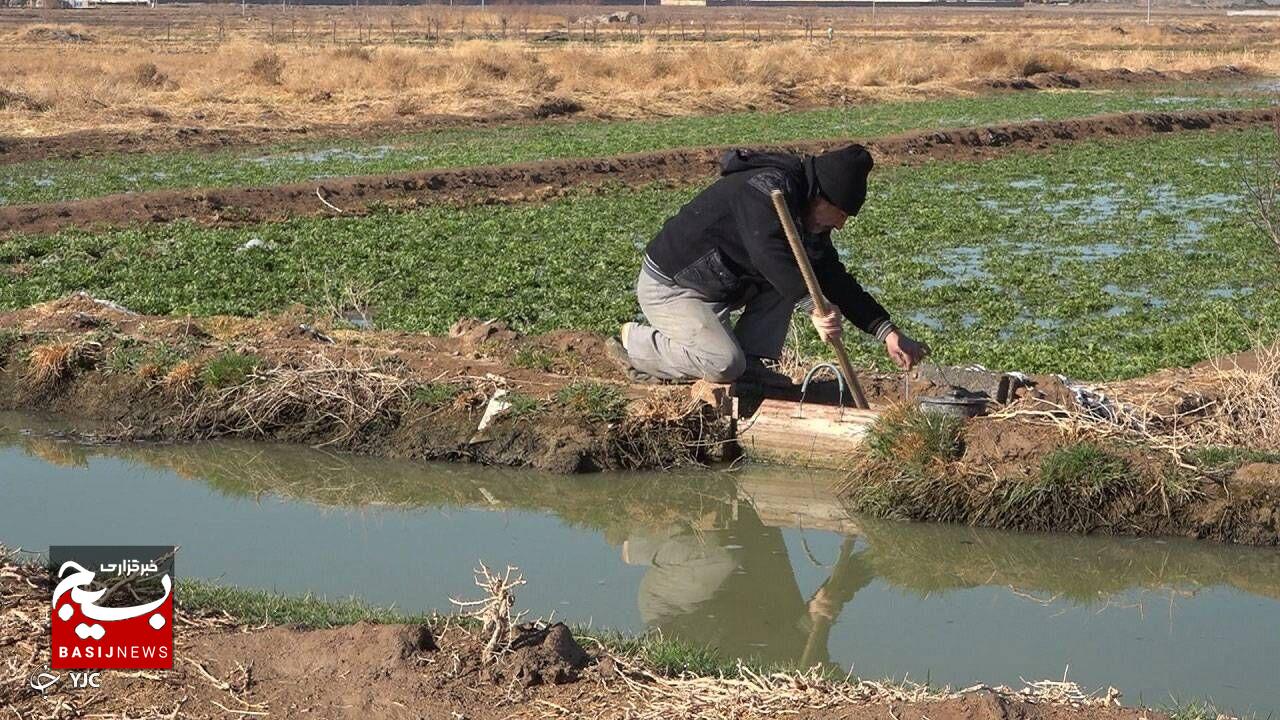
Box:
[49,547,174,670]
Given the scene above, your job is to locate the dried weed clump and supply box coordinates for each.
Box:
[132,61,173,90]
[449,563,527,664]
[0,88,49,113]
[1183,344,1280,451]
[247,50,287,85]
[967,46,1075,77]
[174,354,411,448]
[24,340,96,391]
[162,360,200,395]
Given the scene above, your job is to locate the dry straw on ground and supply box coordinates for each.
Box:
[172,353,412,447]
[2,6,1277,136]
[995,342,1280,462]
[24,339,98,393]
[607,648,1124,720]
[1,549,1146,720]
[1168,344,1280,452]
[0,547,243,720]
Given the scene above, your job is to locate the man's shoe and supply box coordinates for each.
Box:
[605,336,667,385]
[740,356,795,389]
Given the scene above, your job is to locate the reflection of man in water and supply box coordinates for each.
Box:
[622,503,872,668]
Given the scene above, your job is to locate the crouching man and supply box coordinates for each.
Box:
[610,144,927,386]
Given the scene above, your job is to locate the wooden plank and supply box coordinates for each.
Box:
[738,398,880,470]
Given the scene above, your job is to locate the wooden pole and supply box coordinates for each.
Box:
[769,190,870,410]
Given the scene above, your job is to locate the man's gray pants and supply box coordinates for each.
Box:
[623,269,794,382]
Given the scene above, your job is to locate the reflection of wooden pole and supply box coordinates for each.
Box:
[769,190,869,410]
[800,536,857,668]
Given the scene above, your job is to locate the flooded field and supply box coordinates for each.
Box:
[0,88,1271,207]
[3,412,1278,716]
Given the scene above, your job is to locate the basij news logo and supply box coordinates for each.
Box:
[49,545,176,670]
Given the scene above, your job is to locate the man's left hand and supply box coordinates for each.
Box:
[885,329,929,370]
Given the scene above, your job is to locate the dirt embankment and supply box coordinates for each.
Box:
[971,64,1252,92]
[0,106,546,167]
[0,294,738,474]
[839,350,1280,546]
[0,65,1248,166]
[2,106,1276,237]
[960,417,1279,545]
[0,554,1167,720]
[2,294,1277,544]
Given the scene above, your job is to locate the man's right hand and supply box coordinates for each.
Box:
[810,306,843,343]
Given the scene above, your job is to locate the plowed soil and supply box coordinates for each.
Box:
[2,107,1275,236]
[0,65,1250,166]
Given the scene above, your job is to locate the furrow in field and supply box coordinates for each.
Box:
[1,107,1275,236]
[0,64,1254,165]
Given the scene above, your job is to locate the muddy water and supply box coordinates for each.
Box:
[2,413,1278,715]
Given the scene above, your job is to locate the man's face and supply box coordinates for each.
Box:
[803,195,849,234]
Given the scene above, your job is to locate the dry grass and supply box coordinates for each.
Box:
[1178,344,1280,451]
[174,353,412,448]
[161,359,199,395]
[0,5,1277,136]
[23,339,96,391]
[1001,342,1280,460]
[610,653,1123,720]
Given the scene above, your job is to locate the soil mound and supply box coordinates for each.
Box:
[201,622,437,682]
[450,316,521,348]
[978,65,1247,91]
[500,622,590,687]
[25,26,94,43]
[960,417,1067,479]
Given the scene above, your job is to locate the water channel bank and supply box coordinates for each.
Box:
[3,295,1279,545]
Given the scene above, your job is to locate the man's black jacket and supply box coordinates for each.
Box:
[642,149,893,338]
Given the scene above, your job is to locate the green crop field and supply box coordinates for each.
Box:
[3,127,1277,381]
[0,86,1271,206]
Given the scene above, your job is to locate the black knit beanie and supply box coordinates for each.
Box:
[812,144,874,216]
